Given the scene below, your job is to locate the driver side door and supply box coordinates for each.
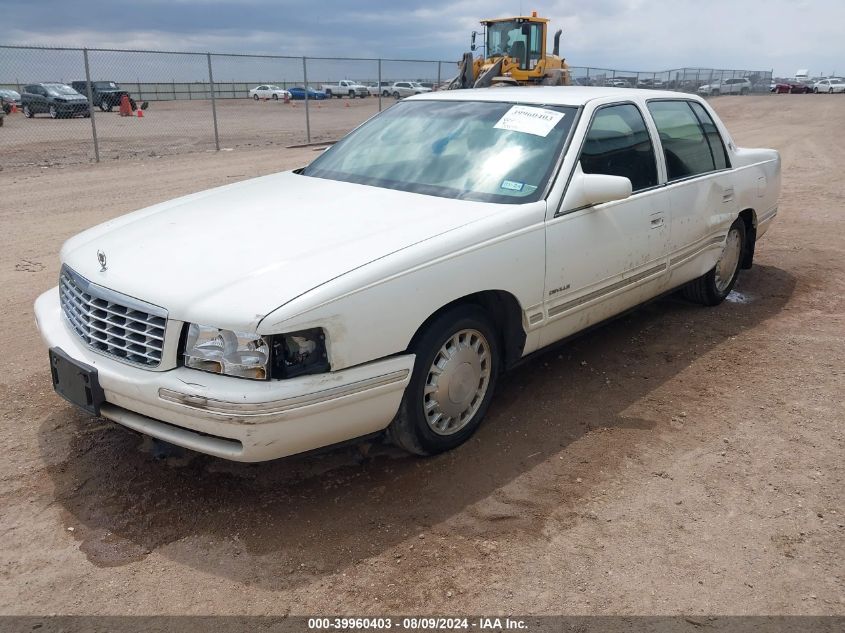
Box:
[541,102,670,346]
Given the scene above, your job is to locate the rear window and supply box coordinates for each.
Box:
[648,100,721,180]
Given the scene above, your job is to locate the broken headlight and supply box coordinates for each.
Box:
[271,328,330,379]
[183,324,270,380]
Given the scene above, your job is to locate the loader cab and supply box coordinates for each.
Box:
[483,15,547,71]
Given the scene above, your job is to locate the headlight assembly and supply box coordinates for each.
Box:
[183,324,270,380]
[271,328,330,379]
[182,324,330,380]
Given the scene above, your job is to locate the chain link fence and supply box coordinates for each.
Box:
[0,45,773,168]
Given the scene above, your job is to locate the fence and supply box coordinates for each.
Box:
[0,44,773,168]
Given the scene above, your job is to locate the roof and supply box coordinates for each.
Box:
[413,86,694,106]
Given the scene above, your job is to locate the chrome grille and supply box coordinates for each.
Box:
[59,266,167,367]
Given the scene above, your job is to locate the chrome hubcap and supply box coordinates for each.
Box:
[424,329,491,436]
[715,228,742,293]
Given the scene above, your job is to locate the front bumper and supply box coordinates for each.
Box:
[35,287,414,461]
[56,102,90,115]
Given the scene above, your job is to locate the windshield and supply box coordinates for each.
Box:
[486,19,543,70]
[302,100,577,204]
[93,81,117,89]
[45,84,79,96]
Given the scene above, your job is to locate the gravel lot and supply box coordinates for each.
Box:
[0,95,842,616]
[0,97,381,167]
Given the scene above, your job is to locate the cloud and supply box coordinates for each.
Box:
[1,0,843,76]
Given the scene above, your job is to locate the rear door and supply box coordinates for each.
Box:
[646,99,738,288]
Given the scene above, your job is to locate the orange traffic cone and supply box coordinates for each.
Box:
[136,108,144,118]
[344,101,350,108]
[119,94,132,116]
[10,103,18,114]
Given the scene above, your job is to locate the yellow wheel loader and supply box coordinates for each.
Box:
[448,12,570,89]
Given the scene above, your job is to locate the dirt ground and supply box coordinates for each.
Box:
[0,95,842,616]
[0,96,382,167]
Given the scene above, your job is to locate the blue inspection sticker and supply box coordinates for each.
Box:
[500,179,525,192]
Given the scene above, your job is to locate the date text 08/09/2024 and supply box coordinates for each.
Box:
[307,617,528,630]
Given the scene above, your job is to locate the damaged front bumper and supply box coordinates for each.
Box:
[35,287,414,462]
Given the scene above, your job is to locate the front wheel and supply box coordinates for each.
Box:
[388,306,500,456]
[682,219,746,306]
[253,94,259,100]
[23,104,33,118]
[272,93,278,100]
[348,91,355,98]
[712,89,720,96]
[49,105,58,119]
[393,91,400,99]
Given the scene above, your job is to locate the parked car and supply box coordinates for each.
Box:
[287,86,327,100]
[320,80,368,98]
[698,78,751,95]
[812,77,845,94]
[0,89,21,113]
[0,106,4,127]
[70,80,135,112]
[605,78,629,88]
[21,83,90,118]
[36,87,780,462]
[248,85,291,101]
[636,78,665,89]
[391,81,432,99]
[772,81,812,94]
[367,82,392,97]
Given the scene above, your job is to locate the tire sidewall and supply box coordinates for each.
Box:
[708,219,746,302]
[395,306,500,455]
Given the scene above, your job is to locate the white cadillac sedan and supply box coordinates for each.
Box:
[35,87,780,462]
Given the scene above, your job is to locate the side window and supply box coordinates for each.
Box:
[579,103,658,193]
[688,101,730,170]
[647,100,715,180]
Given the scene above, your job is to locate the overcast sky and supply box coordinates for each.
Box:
[3,0,844,76]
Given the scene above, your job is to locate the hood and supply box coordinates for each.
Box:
[61,171,503,332]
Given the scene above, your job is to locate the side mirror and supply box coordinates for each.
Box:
[580,171,632,207]
[560,163,632,213]
[471,31,477,51]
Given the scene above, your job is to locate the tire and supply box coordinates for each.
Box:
[712,89,720,96]
[49,105,58,119]
[382,90,389,97]
[272,93,278,100]
[830,88,835,94]
[23,104,33,118]
[740,88,749,95]
[393,91,400,99]
[348,91,355,98]
[387,305,500,456]
[682,219,746,306]
[324,90,332,98]
[253,94,259,101]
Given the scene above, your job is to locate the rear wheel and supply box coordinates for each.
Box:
[388,306,500,456]
[712,89,720,96]
[740,87,749,95]
[49,105,58,119]
[23,104,33,118]
[348,90,355,98]
[272,93,278,100]
[683,219,746,306]
[393,91,400,99]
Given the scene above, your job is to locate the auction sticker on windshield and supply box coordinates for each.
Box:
[494,105,565,137]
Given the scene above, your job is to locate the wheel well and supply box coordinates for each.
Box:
[407,291,526,369]
[738,208,757,269]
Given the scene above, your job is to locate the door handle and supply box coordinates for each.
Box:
[649,213,665,228]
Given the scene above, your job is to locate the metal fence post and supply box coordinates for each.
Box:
[206,53,220,151]
[378,59,383,111]
[82,48,100,163]
[302,56,311,144]
[437,61,441,89]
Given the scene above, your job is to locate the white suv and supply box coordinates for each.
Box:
[391,81,432,99]
[698,78,751,96]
